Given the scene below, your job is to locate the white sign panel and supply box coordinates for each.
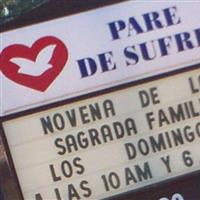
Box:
[1,1,200,116]
[2,66,200,199]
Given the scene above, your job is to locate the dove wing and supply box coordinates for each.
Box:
[10,57,34,73]
[36,44,56,64]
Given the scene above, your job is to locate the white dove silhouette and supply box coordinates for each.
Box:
[11,44,56,76]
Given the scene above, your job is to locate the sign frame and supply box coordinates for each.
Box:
[0,0,126,33]
[0,62,200,200]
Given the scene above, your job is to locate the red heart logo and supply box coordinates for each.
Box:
[0,36,68,92]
